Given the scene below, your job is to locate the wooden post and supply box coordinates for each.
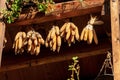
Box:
[0,0,6,67]
[0,22,5,67]
[110,0,120,80]
[0,0,6,18]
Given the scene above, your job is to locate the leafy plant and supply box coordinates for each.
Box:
[4,0,23,23]
[37,0,55,14]
[0,0,55,23]
[68,56,80,80]
[37,2,47,12]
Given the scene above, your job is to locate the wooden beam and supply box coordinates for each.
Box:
[110,0,120,80]
[0,0,6,67]
[0,0,6,9]
[0,0,6,18]
[0,22,6,67]
[0,48,110,72]
[7,4,103,27]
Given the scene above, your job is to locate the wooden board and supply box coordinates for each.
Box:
[0,22,6,67]
[110,0,120,80]
[7,0,104,27]
[0,54,106,80]
[0,0,6,67]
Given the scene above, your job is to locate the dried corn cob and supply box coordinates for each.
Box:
[60,22,79,46]
[45,26,62,52]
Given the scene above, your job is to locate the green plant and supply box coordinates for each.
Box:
[37,2,47,12]
[4,0,23,23]
[68,56,80,80]
[0,0,55,23]
[37,0,55,14]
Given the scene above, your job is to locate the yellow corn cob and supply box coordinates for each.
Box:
[88,29,93,44]
[40,38,45,45]
[52,35,57,44]
[36,32,42,38]
[28,38,32,46]
[74,27,79,41]
[84,28,89,41]
[60,23,67,32]
[49,40,53,49]
[27,30,33,38]
[12,41,15,49]
[28,45,32,52]
[34,38,38,46]
[46,30,52,41]
[30,44,35,55]
[66,29,71,40]
[15,32,22,41]
[70,22,77,30]
[65,23,70,32]
[18,36,23,49]
[15,39,19,54]
[93,29,98,44]
[55,26,60,35]
[45,41,49,47]
[22,32,26,38]
[38,38,42,44]
[31,33,36,40]
[52,41,56,52]
[60,30,65,37]
[80,27,86,40]
[57,36,61,47]
[71,30,75,36]
[50,28,56,39]
[71,35,75,43]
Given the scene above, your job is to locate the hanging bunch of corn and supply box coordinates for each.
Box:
[26,30,44,55]
[60,22,79,47]
[12,32,27,55]
[45,26,61,52]
[80,15,104,44]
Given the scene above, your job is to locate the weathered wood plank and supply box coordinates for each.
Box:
[119,0,120,14]
[0,72,6,80]
[0,0,7,67]
[0,22,6,67]
[7,5,102,27]
[0,0,6,18]
[0,0,6,9]
[110,0,120,80]
[0,47,110,72]
[6,0,104,27]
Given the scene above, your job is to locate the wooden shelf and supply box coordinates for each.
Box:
[0,48,110,72]
[7,0,103,27]
[0,0,106,72]
[0,38,111,72]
